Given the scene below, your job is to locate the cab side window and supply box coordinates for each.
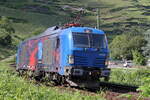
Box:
[56,37,60,49]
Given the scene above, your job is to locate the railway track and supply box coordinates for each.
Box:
[98,82,138,93]
[59,81,139,93]
[53,83,146,100]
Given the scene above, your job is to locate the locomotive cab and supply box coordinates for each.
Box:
[59,27,110,83]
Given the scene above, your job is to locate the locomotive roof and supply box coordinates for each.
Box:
[66,27,104,34]
[24,26,105,42]
[24,26,62,41]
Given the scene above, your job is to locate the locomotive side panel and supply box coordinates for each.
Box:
[40,36,60,72]
[17,43,28,70]
[42,38,56,72]
[17,34,61,72]
[17,39,39,71]
[27,39,39,70]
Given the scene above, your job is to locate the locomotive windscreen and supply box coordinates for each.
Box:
[73,33,106,49]
[73,33,89,48]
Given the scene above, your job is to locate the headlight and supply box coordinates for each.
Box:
[68,55,74,64]
[105,60,109,66]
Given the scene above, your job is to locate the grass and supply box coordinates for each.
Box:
[0,6,69,33]
[0,45,15,60]
[0,59,105,100]
[109,68,150,86]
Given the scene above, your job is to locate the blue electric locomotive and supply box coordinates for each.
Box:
[17,24,110,88]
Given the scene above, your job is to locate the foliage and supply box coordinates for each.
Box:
[0,16,15,36]
[0,16,18,60]
[109,68,150,86]
[0,45,15,60]
[0,16,15,46]
[109,33,146,60]
[138,77,150,97]
[0,60,105,100]
[132,50,146,65]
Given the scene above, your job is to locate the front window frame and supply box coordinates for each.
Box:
[72,32,107,49]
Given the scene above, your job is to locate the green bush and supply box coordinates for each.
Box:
[138,77,150,97]
[132,50,146,65]
[110,33,146,60]
[0,16,15,46]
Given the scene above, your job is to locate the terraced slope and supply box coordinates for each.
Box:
[0,0,149,34]
[0,0,149,58]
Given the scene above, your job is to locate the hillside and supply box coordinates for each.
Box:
[0,0,150,59]
[0,0,150,33]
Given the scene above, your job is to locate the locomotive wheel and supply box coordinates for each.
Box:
[17,69,27,76]
[17,70,24,76]
[34,70,45,81]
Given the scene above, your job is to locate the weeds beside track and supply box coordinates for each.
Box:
[1,57,150,100]
[0,59,105,100]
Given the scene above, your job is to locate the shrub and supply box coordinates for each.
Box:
[138,77,150,97]
[132,50,146,65]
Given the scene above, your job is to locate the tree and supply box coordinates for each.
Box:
[109,33,146,60]
[109,34,128,59]
[0,16,15,46]
[132,50,146,65]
